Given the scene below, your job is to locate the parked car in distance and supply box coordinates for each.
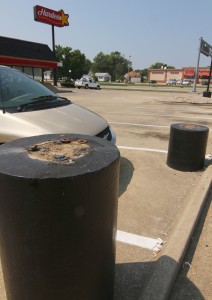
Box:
[176,80,183,85]
[75,78,101,89]
[60,78,75,88]
[0,66,115,144]
[167,79,177,85]
[201,80,208,85]
[148,80,157,84]
[182,79,192,86]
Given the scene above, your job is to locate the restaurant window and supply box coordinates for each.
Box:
[184,76,194,79]
[200,75,209,79]
[23,67,33,78]
[33,68,42,81]
[13,66,24,72]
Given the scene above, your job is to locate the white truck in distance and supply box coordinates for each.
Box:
[75,78,101,89]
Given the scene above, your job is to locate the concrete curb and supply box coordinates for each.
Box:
[139,165,212,300]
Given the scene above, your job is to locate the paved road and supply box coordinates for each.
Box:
[67,88,212,153]
[64,88,212,299]
[0,88,211,299]
[101,83,206,93]
[170,189,212,299]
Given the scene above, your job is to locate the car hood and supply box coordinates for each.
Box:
[0,103,108,142]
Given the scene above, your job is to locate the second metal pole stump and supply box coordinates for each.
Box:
[167,123,209,171]
[0,134,120,300]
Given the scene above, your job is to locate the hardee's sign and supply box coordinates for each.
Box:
[34,5,69,27]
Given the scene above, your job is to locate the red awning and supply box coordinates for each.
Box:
[198,71,209,77]
[183,69,195,76]
[0,56,58,68]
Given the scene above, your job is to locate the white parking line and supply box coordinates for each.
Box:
[133,106,212,113]
[110,121,211,131]
[109,121,169,128]
[118,146,168,154]
[109,111,212,120]
[116,230,164,251]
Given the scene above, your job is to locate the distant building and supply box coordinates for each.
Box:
[183,67,211,83]
[148,67,211,84]
[95,73,111,82]
[124,71,141,83]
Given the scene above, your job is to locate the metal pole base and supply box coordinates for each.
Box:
[203,91,211,98]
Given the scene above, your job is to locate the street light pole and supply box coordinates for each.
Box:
[128,56,131,82]
[193,37,202,92]
[52,25,57,86]
[128,56,131,72]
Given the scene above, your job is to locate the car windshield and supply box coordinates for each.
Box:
[0,67,70,112]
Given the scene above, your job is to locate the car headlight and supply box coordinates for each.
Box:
[96,126,116,144]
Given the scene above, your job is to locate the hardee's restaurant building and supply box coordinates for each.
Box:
[0,6,69,82]
[0,35,58,82]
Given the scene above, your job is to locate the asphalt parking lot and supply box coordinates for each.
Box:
[0,87,211,299]
[62,87,212,299]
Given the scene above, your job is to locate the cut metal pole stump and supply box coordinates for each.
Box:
[167,123,209,171]
[0,134,120,300]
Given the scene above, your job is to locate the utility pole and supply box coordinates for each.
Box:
[193,37,202,92]
[128,56,131,82]
[52,25,57,86]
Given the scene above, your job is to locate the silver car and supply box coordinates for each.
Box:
[166,79,177,85]
[0,66,115,144]
[182,79,192,86]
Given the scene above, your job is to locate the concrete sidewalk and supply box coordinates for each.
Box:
[138,165,212,300]
[114,154,212,300]
[170,188,212,299]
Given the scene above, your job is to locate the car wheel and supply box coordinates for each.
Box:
[85,84,88,89]
[96,86,100,90]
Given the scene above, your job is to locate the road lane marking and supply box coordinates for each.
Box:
[108,111,212,120]
[116,230,164,251]
[118,146,168,153]
[109,121,211,130]
[109,121,169,128]
[133,106,212,113]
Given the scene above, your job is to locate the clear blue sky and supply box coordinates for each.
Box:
[1,0,212,70]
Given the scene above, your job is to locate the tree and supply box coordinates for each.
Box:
[135,69,147,82]
[55,45,91,80]
[150,62,175,69]
[91,51,130,81]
